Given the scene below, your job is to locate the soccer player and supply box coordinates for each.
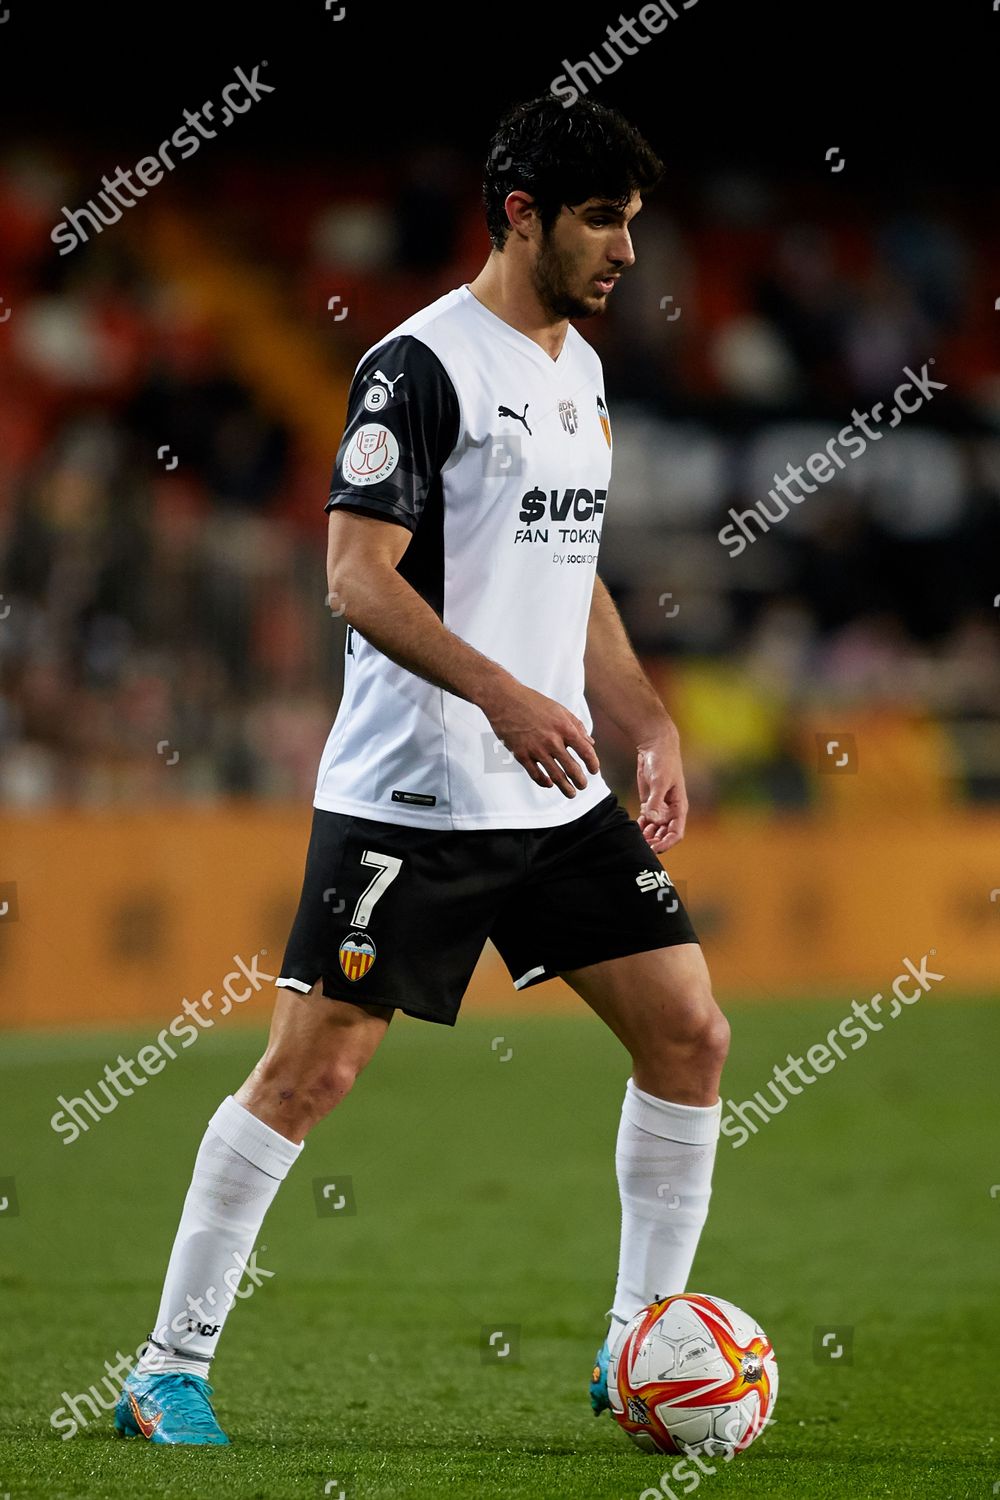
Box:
[115,93,730,1445]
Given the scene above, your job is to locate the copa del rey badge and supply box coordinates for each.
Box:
[342,423,400,486]
[339,929,376,981]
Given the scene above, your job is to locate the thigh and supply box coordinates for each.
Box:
[490,794,698,991]
[278,808,516,1026]
[561,941,714,1055]
[262,984,395,1074]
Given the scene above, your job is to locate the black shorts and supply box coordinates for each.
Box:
[277,792,698,1026]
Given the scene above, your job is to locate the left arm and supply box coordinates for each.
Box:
[584,574,688,853]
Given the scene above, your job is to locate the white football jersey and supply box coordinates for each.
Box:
[315,284,615,829]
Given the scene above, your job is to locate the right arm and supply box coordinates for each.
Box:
[326,509,599,798]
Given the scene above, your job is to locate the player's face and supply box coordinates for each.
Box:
[531,193,641,320]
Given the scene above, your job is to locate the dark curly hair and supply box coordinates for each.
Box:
[483,94,664,252]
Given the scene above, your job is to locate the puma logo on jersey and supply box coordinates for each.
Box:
[498,402,532,436]
[373,370,404,396]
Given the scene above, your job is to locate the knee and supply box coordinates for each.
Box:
[250,1051,363,1134]
[644,992,731,1070]
[628,985,730,1102]
[301,1057,364,1117]
[697,1003,731,1071]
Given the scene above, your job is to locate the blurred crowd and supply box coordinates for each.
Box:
[1,148,998,811]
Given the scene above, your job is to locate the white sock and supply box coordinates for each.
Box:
[136,1096,302,1378]
[609,1077,721,1336]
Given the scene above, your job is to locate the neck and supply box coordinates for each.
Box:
[467,253,568,362]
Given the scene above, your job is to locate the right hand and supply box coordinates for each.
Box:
[481,680,600,797]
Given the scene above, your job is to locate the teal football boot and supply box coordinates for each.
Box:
[114,1369,229,1445]
[589,1336,611,1416]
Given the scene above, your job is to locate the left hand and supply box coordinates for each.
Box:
[636,727,688,854]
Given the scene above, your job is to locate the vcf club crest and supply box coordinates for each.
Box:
[339,930,377,982]
[559,399,578,435]
[596,393,612,449]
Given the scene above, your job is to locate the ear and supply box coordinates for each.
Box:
[503,190,541,239]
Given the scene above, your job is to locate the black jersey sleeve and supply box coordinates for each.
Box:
[325,334,460,532]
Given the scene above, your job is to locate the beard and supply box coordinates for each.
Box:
[530,229,604,321]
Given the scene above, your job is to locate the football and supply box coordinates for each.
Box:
[607,1293,778,1457]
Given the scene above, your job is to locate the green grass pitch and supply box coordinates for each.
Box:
[0,995,997,1499]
